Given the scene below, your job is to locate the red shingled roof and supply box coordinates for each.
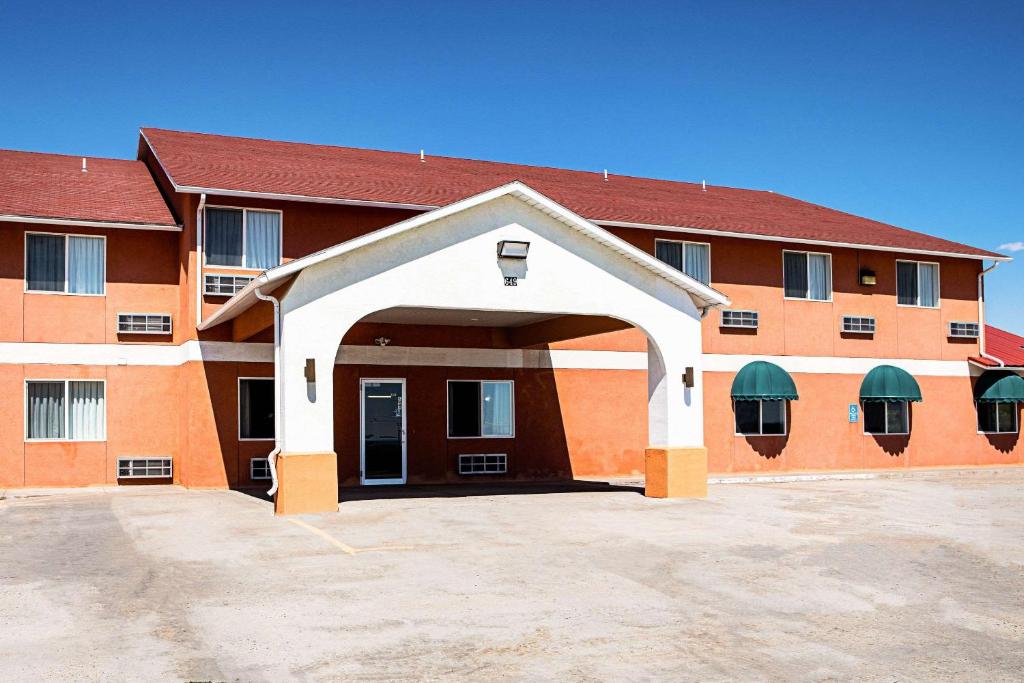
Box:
[973,326,1024,367]
[141,127,1002,259]
[0,149,177,227]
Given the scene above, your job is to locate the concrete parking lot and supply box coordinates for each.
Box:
[2,471,1023,682]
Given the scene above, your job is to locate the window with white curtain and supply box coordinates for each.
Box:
[896,261,940,307]
[26,380,105,441]
[447,380,514,438]
[205,207,281,270]
[25,233,105,294]
[783,251,832,301]
[654,239,711,284]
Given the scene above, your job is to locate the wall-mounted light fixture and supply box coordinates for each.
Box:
[497,240,530,259]
[859,268,877,286]
[304,358,316,383]
[683,366,695,388]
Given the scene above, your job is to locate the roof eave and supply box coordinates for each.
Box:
[0,213,180,232]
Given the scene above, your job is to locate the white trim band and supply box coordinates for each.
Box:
[0,341,981,377]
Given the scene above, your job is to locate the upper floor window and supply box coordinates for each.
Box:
[654,239,710,284]
[896,261,939,308]
[205,207,281,270]
[783,250,832,301]
[25,233,105,295]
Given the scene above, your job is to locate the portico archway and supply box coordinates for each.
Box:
[203,182,730,513]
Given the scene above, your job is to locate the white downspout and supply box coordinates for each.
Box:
[978,261,1004,367]
[195,193,207,326]
[254,281,283,496]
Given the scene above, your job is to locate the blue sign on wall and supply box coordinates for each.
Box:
[848,403,859,423]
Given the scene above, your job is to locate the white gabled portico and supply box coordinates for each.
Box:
[202,182,729,514]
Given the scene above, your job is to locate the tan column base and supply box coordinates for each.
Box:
[274,452,339,515]
[644,447,708,498]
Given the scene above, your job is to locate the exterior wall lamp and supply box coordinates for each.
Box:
[497,240,530,259]
[859,268,877,286]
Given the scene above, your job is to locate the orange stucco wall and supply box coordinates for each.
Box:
[0,222,180,344]
[3,358,1019,491]
[0,172,1009,491]
[703,372,1023,473]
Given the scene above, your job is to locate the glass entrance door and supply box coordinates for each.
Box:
[360,379,406,485]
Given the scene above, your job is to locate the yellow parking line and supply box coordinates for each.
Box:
[286,517,413,555]
[287,518,359,555]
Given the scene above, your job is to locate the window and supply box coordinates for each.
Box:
[117,313,172,334]
[26,380,105,441]
[977,403,1018,434]
[654,239,711,284]
[25,233,105,294]
[204,274,254,296]
[949,321,980,338]
[783,251,832,301]
[205,207,282,270]
[239,378,275,440]
[458,453,509,475]
[117,457,172,479]
[447,380,514,438]
[721,310,759,329]
[734,400,786,436]
[842,316,876,334]
[897,261,939,307]
[863,401,909,435]
[250,457,272,480]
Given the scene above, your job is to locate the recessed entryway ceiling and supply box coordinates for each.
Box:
[362,306,563,328]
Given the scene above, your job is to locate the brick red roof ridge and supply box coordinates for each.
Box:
[141,127,1004,259]
[0,147,178,227]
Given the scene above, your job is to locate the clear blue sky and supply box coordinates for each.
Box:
[1,1,1021,329]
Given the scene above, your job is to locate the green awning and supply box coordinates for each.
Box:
[731,361,798,400]
[974,370,1024,403]
[860,365,922,402]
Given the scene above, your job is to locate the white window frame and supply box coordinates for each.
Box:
[895,260,941,309]
[238,377,275,441]
[782,249,833,302]
[841,315,877,334]
[720,309,759,329]
[976,402,1019,435]
[862,400,910,436]
[24,379,107,442]
[654,238,712,284]
[116,312,173,335]
[23,231,107,296]
[203,206,284,271]
[250,457,272,480]
[948,321,980,338]
[446,379,516,439]
[733,399,788,437]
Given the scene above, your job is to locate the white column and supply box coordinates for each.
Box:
[646,324,704,447]
[278,307,361,454]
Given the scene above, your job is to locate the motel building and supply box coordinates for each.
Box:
[1,128,1022,514]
